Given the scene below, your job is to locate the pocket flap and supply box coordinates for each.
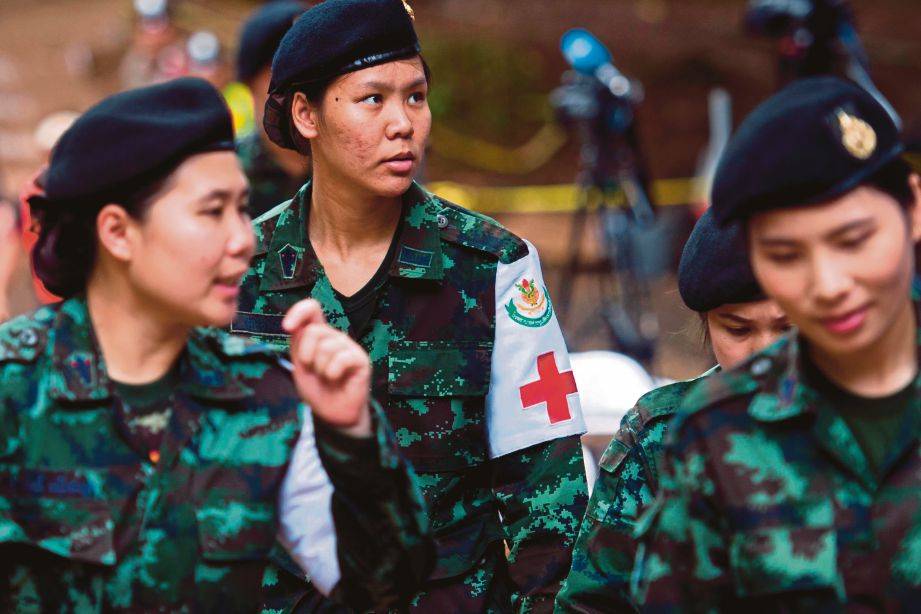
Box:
[0,467,115,565]
[388,341,492,397]
[197,501,276,561]
[430,512,504,580]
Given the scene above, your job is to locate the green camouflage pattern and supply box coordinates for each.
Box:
[235,181,588,612]
[556,374,709,613]
[633,319,921,611]
[237,130,309,219]
[0,296,431,612]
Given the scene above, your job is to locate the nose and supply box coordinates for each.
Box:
[227,212,255,260]
[809,251,850,305]
[384,100,414,140]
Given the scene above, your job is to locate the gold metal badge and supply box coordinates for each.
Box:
[837,109,876,160]
[402,0,415,20]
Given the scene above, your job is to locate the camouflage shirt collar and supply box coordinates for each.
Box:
[749,294,921,423]
[259,180,444,294]
[49,296,251,403]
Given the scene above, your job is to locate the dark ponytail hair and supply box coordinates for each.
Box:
[31,172,175,298]
[865,157,917,210]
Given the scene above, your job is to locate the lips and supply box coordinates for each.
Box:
[819,305,868,335]
[382,152,416,174]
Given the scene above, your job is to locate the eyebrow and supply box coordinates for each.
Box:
[198,188,248,203]
[755,217,875,247]
[715,313,752,325]
[357,77,428,93]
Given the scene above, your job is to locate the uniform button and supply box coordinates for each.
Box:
[18,329,38,347]
[436,214,448,229]
[148,450,160,464]
[750,357,772,377]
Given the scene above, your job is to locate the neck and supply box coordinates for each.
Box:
[809,298,918,397]
[86,272,189,385]
[308,168,403,256]
[260,130,310,179]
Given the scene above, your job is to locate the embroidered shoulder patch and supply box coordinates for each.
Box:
[505,278,553,328]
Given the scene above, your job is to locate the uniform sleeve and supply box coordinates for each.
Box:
[630,419,732,612]
[556,417,661,613]
[486,240,589,612]
[277,402,434,611]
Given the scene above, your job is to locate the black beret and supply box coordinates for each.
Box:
[264,0,420,149]
[43,77,235,206]
[711,76,903,225]
[678,209,764,312]
[236,2,307,83]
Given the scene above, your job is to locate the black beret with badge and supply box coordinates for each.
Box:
[678,209,764,313]
[40,77,235,207]
[711,76,904,225]
[264,0,420,150]
[236,1,308,83]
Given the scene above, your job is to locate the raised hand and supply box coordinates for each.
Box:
[283,299,372,437]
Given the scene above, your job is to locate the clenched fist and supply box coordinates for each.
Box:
[283,299,372,437]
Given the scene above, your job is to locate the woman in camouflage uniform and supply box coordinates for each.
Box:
[634,77,921,609]
[0,77,431,612]
[556,209,790,612]
[233,0,589,611]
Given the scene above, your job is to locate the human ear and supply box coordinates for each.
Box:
[96,204,135,263]
[907,173,921,244]
[291,92,320,140]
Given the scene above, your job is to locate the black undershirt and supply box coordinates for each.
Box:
[111,362,180,459]
[804,356,914,475]
[332,215,403,338]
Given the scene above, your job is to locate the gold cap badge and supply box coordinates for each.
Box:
[837,109,876,160]
[402,0,415,20]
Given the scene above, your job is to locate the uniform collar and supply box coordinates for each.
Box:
[48,296,251,403]
[259,180,445,295]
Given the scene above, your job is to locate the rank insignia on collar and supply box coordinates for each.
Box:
[278,243,302,280]
[402,0,415,20]
[836,109,876,160]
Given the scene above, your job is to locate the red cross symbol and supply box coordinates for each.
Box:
[519,352,577,424]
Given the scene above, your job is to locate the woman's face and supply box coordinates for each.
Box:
[707,300,791,369]
[749,180,921,360]
[122,151,254,328]
[293,57,431,198]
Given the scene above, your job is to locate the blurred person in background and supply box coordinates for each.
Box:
[235,1,311,219]
[634,77,921,610]
[1,77,432,612]
[119,0,188,89]
[233,0,589,611]
[556,209,790,612]
[0,193,19,321]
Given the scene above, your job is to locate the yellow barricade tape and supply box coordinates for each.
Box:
[426,177,698,214]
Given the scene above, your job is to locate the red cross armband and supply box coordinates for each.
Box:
[486,240,586,458]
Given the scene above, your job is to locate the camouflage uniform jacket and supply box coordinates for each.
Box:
[237,130,309,219]
[0,297,432,612]
[633,322,921,611]
[234,181,589,613]
[556,371,715,613]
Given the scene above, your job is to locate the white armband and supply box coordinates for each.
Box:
[486,240,586,458]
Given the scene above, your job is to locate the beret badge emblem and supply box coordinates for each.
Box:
[837,109,876,160]
[402,0,415,20]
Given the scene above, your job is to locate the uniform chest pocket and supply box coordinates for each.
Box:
[386,341,492,472]
[728,498,842,599]
[196,501,277,561]
[0,466,116,565]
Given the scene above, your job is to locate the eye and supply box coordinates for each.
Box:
[361,94,383,105]
[763,251,799,264]
[838,231,871,250]
[725,327,751,338]
[202,206,223,218]
[408,91,426,104]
